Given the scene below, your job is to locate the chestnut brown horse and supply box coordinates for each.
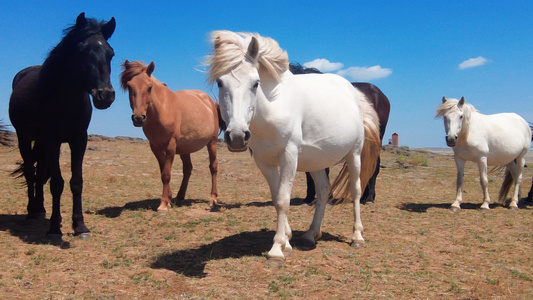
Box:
[120,60,224,213]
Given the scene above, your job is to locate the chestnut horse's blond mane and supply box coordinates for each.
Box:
[120,60,150,91]
[205,31,289,84]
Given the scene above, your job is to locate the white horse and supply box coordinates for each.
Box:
[436,97,531,211]
[205,31,381,264]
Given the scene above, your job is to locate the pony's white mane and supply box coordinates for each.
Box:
[435,98,478,133]
[205,31,289,84]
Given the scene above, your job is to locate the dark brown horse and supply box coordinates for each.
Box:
[120,60,224,213]
[9,13,116,241]
[289,63,391,205]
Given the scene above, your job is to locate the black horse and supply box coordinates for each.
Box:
[9,13,116,241]
[289,63,391,205]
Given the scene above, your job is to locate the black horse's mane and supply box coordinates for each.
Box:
[289,63,322,75]
[47,17,109,60]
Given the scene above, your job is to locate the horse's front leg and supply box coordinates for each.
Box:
[46,142,64,240]
[451,157,465,212]
[477,157,491,210]
[302,169,330,247]
[69,136,90,238]
[255,150,296,263]
[150,142,174,213]
[205,138,219,208]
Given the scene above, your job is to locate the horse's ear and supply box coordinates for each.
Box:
[442,96,448,103]
[75,12,87,27]
[247,37,259,61]
[147,62,155,77]
[101,17,116,40]
[458,97,465,107]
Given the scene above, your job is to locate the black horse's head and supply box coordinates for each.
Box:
[60,13,116,109]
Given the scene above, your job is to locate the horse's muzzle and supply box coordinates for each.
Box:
[224,130,251,152]
[132,114,146,127]
[445,136,457,147]
[91,87,115,110]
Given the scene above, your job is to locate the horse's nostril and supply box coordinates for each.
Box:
[244,131,251,141]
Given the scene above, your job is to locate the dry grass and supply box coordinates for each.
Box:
[1,138,532,299]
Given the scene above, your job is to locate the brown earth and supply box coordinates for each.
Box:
[0,138,532,299]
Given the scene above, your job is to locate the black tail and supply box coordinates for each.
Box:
[217,104,227,132]
[11,141,51,185]
[11,162,25,179]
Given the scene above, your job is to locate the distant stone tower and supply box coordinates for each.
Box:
[391,133,399,147]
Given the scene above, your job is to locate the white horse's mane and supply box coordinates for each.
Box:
[435,98,478,132]
[205,31,289,84]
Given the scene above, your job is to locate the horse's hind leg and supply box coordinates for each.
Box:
[345,151,364,246]
[527,178,533,203]
[17,138,38,221]
[509,156,525,209]
[176,154,192,202]
[477,157,491,210]
[302,169,330,247]
[206,138,219,208]
[361,156,380,204]
[34,142,48,219]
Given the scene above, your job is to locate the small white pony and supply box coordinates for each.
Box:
[436,97,531,211]
[206,31,380,264]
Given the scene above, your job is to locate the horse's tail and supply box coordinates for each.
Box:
[216,104,227,132]
[11,141,50,185]
[11,163,25,180]
[330,96,381,203]
[498,168,514,204]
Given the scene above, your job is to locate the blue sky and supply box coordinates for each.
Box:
[0,1,532,148]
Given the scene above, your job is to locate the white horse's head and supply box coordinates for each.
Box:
[436,96,466,147]
[206,31,288,152]
[215,38,260,152]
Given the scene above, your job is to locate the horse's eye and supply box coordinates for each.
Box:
[216,80,223,88]
[148,86,152,93]
[252,81,259,89]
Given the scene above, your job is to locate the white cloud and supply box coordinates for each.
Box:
[303,58,344,72]
[459,56,491,70]
[336,65,392,81]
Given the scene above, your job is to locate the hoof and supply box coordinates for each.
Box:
[303,198,314,205]
[509,205,519,211]
[480,207,490,212]
[296,238,316,251]
[46,234,63,245]
[450,206,460,212]
[77,232,91,240]
[265,257,284,268]
[351,240,365,248]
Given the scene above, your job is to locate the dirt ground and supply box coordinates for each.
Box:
[0,137,532,299]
